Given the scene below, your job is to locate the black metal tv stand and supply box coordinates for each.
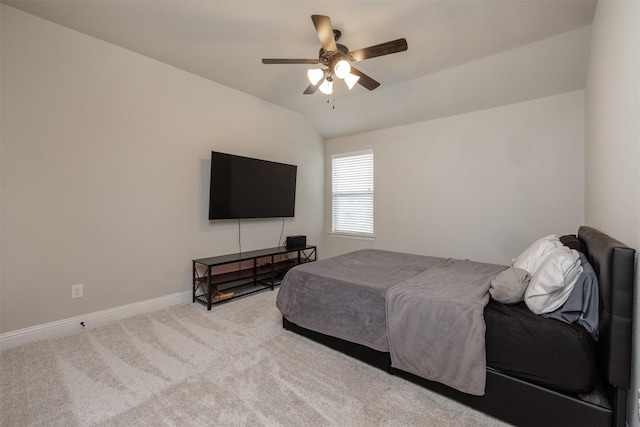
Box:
[192,245,317,310]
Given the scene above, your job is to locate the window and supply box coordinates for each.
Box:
[331,150,374,237]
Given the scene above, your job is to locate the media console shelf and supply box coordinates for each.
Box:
[192,245,317,310]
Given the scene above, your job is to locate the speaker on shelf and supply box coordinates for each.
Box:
[286,235,306,249]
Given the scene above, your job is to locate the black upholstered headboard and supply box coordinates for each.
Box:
[578,226,635,391]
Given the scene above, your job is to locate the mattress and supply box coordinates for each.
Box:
[484,299,597,394]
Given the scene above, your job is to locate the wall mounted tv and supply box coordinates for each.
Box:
[209,151,297,220]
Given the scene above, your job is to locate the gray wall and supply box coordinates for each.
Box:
[0,5,324,333]
[585,1,640,425]
[324,90,585,265]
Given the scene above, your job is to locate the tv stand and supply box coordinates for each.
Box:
[192,245,317,310]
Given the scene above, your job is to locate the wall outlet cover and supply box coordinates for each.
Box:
[72,284,83,299]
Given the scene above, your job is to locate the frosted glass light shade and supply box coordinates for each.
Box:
[344,73,360,90]
[319,79,333,95]
[334,60,351,79]
[307,69,324,85]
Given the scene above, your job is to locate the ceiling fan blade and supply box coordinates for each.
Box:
[311,15,337,52]
[262,58,320,64]
[350,67,380,91]
[349,38,408,62]
[303,77,325,95]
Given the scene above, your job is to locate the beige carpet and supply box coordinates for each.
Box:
[1,290,510,426]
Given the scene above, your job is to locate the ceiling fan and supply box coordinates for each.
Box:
[262,15,408,95]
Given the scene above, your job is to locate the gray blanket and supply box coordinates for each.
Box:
[386,258,506,396]
[276,249,447,351]
[277,250,505,396]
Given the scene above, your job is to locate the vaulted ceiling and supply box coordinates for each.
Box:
[3,0,596,138]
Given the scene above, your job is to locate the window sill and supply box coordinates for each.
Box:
[329,232,376,241]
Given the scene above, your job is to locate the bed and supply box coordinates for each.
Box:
[276,226,635,427]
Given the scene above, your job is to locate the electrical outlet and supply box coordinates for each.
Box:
[72,283,83,299]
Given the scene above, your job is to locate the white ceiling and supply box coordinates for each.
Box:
[3,0,596,139]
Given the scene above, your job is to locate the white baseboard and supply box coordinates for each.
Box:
[0,290,192,352]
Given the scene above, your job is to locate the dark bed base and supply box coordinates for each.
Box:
[393,368,619,427]
[283,316,617,427]
[283,317,391,372]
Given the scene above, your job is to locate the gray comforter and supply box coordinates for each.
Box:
[386,258,506,395]
[276,249,446,351]
[276,249,505,395]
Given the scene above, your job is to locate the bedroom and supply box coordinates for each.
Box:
[1,1,639,426]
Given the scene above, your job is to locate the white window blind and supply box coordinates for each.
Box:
[331,150,374,236]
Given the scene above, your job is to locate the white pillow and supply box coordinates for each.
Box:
[512,234,562,274]
[524,247,583,314]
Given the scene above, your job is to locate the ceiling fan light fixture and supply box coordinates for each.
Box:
[333,59,351,79]
[307,68,324,85]
[262,15,407,97]
[344,73,360,90]
[319,79,333,95]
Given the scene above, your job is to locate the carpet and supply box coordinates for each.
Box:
[1,289,510,426]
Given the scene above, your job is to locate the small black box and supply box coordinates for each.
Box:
[286,235,306,249]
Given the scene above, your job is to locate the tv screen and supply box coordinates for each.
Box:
[209,151,297,220]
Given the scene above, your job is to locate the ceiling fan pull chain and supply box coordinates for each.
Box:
[329,93,335,109]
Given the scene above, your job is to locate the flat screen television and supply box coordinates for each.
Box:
[209,151,297,220]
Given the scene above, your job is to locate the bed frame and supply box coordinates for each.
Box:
[282,226,636,427]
